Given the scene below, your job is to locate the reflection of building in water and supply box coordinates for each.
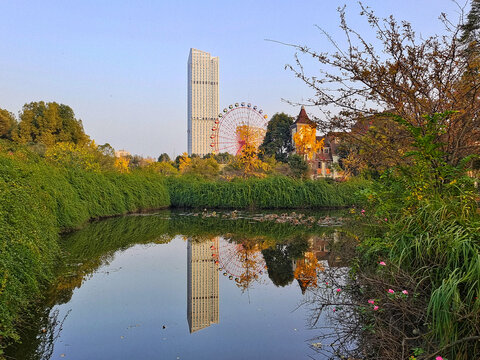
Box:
[187,238,219,333]
[293,231,345,294]
[293,252,323,294]
[310,231,346,268]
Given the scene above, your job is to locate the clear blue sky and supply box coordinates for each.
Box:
[0,0,465,157]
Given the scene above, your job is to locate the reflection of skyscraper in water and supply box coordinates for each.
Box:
[187,238,219,333]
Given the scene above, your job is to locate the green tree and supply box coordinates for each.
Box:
[13,101,88,146]
[146,161,178,176]
[0,108,16,139]
[216,152,235,164]
[203,151,234,164]
[158,153,171,162]
[287,154,309,179]
[461,0,480,45]
[96,143,116,170]
[259,112,294,162]
[182,157,219,180]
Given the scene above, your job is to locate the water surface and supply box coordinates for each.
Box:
[7,210,354,360]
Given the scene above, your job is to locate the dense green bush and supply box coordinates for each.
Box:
[353,114,480,359]
[0,152,170,348]
[167,176,368,209]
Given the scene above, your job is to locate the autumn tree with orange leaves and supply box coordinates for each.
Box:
[292,125,324,160]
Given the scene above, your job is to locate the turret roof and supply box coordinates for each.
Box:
[294,106,316,127]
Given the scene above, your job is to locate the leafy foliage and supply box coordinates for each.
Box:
[157,153,171,162]
[287,154,310,179]
[203,151,235,164]
[182,157,220,180]
[356,113,480,359]
[259,112,294,162]
[0,108,16,139]
[293,125,324,160]
[13,102,88,146]
[460,0,480,44]
[145,161,178,176]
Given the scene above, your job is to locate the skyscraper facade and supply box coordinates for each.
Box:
[187,48,219,156]
[187,238,219,333]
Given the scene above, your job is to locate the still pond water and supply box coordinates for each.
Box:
[7,210,355,360]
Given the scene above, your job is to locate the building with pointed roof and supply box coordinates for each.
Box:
[291,106,342,179]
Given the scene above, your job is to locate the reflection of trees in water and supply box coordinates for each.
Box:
[262,245,295,287]
[262,238,310,287]
[301,267,362,359]
[297,231,362,359]
[5,309,70,360]
[6,211,347,358]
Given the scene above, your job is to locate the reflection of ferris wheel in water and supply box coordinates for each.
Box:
[210,102,269,155]
[210,238,267,290]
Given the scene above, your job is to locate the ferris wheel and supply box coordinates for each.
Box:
[210,102,269,155]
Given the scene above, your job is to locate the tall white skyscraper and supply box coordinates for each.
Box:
[187,48,219,156]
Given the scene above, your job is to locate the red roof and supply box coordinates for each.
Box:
[316,152,332,161]
[294,106,316,127]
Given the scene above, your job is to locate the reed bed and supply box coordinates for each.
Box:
[389,203,480,358]
[167,176,368,209]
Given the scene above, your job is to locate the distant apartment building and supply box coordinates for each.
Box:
[187,238,219,333]
[114,149,131,158]
[187,48,219,156]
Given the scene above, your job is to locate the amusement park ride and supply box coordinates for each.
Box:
[210,102,269,155]
[207,102,270,290]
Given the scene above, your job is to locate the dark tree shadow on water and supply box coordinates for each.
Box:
[5,309,70,360]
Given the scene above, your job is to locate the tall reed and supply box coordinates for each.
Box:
[167,176,368,209]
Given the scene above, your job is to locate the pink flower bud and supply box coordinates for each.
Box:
[402,290,408,295]
[368,299,375,304]
[435,357,443,360]
[379,261,386,266]
[336,288,341,293]
[388,289,394,294]
[373,306,379,311]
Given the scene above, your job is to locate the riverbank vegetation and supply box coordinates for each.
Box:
[167,175,366,209]
[348,115,480,359]
[0,142,170,349]
[284,2,480,359]
[0,130,366,352]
